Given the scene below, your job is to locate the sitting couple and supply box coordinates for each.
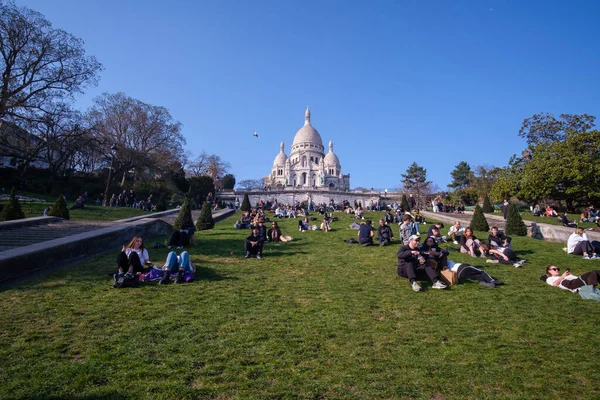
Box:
[115,236,195,286]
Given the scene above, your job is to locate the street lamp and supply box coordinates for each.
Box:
[103,143,118,207]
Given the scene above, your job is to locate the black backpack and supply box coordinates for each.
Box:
[113,273,138,288]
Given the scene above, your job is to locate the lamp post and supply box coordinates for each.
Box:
[103,143,118,207]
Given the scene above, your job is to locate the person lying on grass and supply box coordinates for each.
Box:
[140,251,196,284]
[482,243,527,268]
[445,260,503,289]
[543,265,600,292]
[116,236,152,278]
[397,234,447,292]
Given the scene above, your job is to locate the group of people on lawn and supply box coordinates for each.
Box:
[114,201,600,296]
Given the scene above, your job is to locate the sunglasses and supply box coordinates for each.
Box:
[549,268,560,271]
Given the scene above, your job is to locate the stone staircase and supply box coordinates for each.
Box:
[0,219,111,252]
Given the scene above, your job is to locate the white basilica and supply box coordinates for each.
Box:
[265,108,350,190]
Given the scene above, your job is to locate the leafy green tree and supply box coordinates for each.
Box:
[482,195,494,213]
[470,205,489,232]
[0,187,25,221]
[220,174,236,190]
[448,161,472,189]
[173,197,194,231]
[401,194,410,212]
[505,203,527,236]
[240,193,251,212]
[471,165,500,199]
[401,162,430,208]
[196,201,214,231]
[48,195,70,219]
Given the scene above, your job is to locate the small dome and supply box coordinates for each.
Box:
[273,141,287,165]
[324,140,340,167]
[291,107,324,148]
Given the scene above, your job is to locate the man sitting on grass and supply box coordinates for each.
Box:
[377,219,395,246]
[245,228,264,259]
[397,235,447,292]
[358,220,374,246]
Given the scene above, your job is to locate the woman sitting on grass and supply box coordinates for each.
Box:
[116,236,152,277]
[420,236,448,269]
[567,227,600,260]
[459,227,487,258]
[544,265,600,292]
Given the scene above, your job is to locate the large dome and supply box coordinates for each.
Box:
[291,108,324,148]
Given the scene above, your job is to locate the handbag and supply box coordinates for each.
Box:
[578,278,600,301]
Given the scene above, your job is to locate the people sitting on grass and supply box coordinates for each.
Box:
[399,214,413,245]
[320,217,331,232]
[245,227,264,259]
[545,205,558,217]
[397,235,447,292]
[459,227,487,258]
[116,236,152,277]
[446,260,504,289]
[377,219,395,246]
[448,220,465,244]
[69,195,85,210]
[355,206,364,219]
[383,209,394,225]
[234,211,252,229]
[558,212,577,228]
[358,219,374,246]
[142,251,196,284]
[567,227,599,260]
[298,217,310,232]
[483,243,526,268]
[533,204,543,217]
[543,265,600,292]
[427,223,447,243]
[580,208,595,223]
[420,236,448,269]
[488,226,511,248]
[588,205,599,222]
[168,228,194,249]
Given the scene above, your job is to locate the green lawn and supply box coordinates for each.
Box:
[0,211,599,399]
[519,210,598,229]
[1,201,161,221]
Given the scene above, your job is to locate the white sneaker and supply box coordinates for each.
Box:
[453,240,459,245]
[432,280,447,289]
[411,281,422,292]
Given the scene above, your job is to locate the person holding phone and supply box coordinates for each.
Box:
[544,265,600,292]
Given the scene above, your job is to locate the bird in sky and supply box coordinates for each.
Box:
[253,131,258,138]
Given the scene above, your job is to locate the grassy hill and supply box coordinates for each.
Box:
[0,211,598,399]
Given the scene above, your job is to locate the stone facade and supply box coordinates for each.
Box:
[264,108,350,190]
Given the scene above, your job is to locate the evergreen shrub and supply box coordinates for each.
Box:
[401,194,410,212]
[196,201,215,231]
[470,204,489,232]
[505,203,528,236]
[240,193,251,212]
[482,195,494,213]
[48,195,70,220]
[173,197,194,231]
[0,187,25,221]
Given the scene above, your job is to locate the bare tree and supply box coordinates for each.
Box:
[185,151,230,181]
[86,92,185,185]
[0,2,102,123]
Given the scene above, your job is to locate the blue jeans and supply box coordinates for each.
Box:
[164,251,193,273]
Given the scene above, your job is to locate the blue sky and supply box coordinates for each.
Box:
[18,0,600,190]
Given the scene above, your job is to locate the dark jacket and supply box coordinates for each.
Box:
[378,225,393,240]
[488,232,511,248]
[397,244,419,275]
